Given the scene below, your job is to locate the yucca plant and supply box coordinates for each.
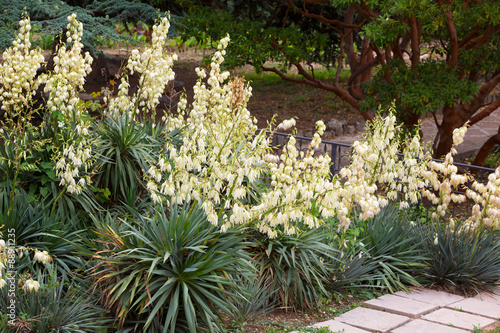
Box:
[332,205,428,293]
[0,187,84,276]
[94,112,161,204]
[421,221,500,294]
[0,267,111,332]
[228,276,277,330]
[248,226,337,310]
[0,113,101,224]
[326,250,381,293]
[90,202,254,333]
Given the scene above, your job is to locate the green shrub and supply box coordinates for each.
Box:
[0,114,100,223]
[359,206,427,291]
[0,268,110,332]
[327,250,380,293]
[0,188,84,276]
[249,226,336,310]
[94,112,161,203]
[421,221,500,294]
[328,205,427,293]
[227,276,277,331]
[90,202,253,332]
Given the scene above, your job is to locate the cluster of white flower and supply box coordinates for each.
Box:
[423,124,469,220]
[466,167,500,229]
[334,142,379,230]
[55,138,92,194]
[254,121,333,236]
[109,16,176,119]
[34,249,52,264]
[42,14,94,194]
[147,35,265,230]
[44,13,93,117]
[145,35,440,236]
[278,118,296,131]
[345,109,431,215]
[0,239,49,291]
[0,15,45,123]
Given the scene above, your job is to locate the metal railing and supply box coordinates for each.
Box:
[271,131,496,218]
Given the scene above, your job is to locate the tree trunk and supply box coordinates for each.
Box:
[471,126,500,167]
[433,106,461,158]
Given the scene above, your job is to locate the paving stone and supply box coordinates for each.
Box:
[422,308,496,330]
[364,294,438,318]
[446,297,500,319]
[311,319,371,332]
[474,290,500,304]
[390,319,469,333]
[336,307,410,333]
[394,288,464,307]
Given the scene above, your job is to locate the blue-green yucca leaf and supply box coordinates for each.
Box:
[0,188,85,276]
[249,225,338,310]
[357,205,428,292]
[421,220,500,294]
[94,112,163,203]
[329,204,428,293]
[91,201,254,332]
[0,268,111,332]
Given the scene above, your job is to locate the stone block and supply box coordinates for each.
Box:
[336,307,410,333]
[394,288,464,307]
[391,319,469,333]
[474,290,500,304]
[447,297,500,319]
[422,308,496,330]
[311,319,371,332]
[364,294,438,318]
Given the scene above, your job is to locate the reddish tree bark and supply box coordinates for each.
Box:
[472,127,500,167]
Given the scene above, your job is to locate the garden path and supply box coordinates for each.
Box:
[291,288,500,332]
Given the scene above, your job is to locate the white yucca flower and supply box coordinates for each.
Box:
[278,118,296,130]
[34,250,52,264]
[24,278,40,292]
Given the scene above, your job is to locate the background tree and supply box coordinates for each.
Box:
[178,0,500,161]
[0,0,180,54]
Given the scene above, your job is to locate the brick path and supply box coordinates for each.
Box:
[292,288,500,333]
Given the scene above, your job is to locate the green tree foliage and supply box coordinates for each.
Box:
[0,0,179,54]
[178,0,500,158]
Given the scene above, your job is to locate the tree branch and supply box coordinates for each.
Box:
[344,6,360,70]
[468,98,500,126]
[408,17,420,68]
[259,64,367,116]
[459,71,500,120]
[471,128,500,167]
[284,0,363,29]
[462,25,497,50]
[435,0,458,66]
[347,57,380,89]
[352,3,378,19]
[458,25,481,48]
